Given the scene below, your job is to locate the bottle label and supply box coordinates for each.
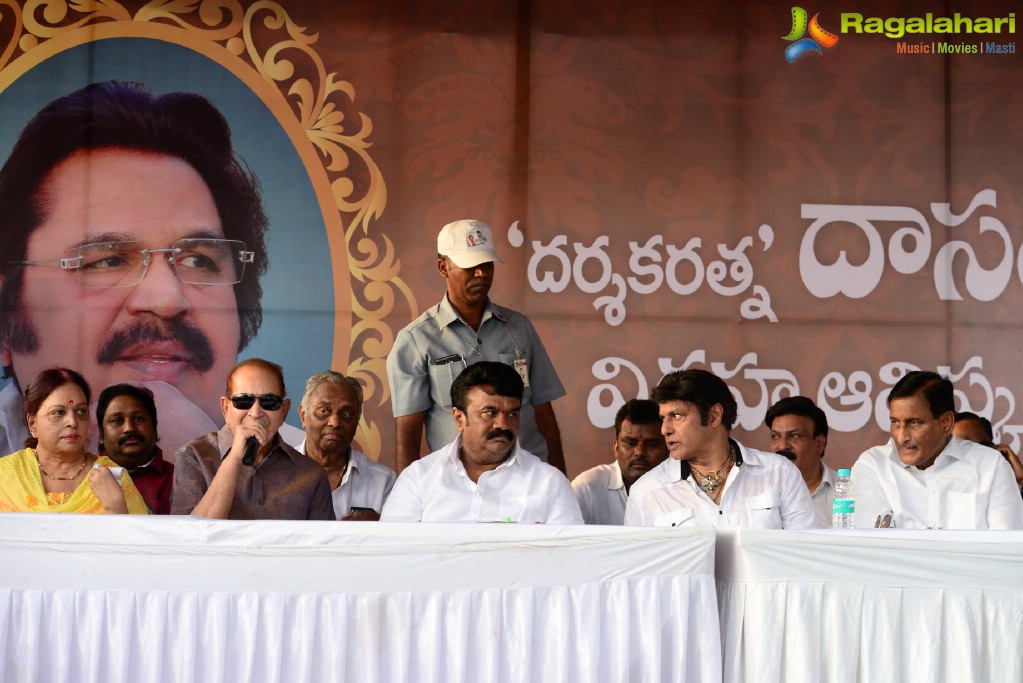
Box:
[833,498,855,514]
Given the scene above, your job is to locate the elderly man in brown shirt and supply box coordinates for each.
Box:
[171,358,334,519]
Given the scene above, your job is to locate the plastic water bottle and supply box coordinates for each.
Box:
[832,468,854,529]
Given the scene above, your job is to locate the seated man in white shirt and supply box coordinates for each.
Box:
[381,361,582,524]
[625,368,817,529]
[297,371,396,520]
[852,371,1023,529]
[572,399,668,524]
[766,396,838,528]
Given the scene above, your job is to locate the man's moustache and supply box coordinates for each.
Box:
[776,449,797,461]
[118,432,144,446]
[97,318,215,372]
[486,429,515,441]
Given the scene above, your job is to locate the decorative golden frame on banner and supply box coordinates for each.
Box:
[0,0,413,458]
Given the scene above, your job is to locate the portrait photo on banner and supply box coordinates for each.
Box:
[0,37,337,459]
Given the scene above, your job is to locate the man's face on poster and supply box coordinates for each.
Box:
[1,148,241,422]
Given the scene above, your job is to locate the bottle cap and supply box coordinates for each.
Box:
[837,468,851,477]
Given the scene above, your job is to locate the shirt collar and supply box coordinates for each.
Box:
[609,460,625,491]
[444,434,522,473]
[98,446,168,473]
[666,437,747,483]
[887,436,961,469]
[132,447,169,473]
[437,294,502,328]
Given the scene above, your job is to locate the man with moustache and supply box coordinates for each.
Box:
[297,371,396,520]
[765,396,838,528]
[386,219,567,474]
[172,358,334,520]
[381,361,581,524]
[0,80,269,457]
[625,369,817,529]
[571,399,668,525]
[96,383,174,515]
[852,371,1023,529]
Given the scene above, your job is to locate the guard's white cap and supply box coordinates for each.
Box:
[437,219,503,269]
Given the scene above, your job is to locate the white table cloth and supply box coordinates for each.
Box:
[0,515,719,683]
[716,529,1023,683]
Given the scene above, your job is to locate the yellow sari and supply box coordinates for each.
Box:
[0,449,149,514]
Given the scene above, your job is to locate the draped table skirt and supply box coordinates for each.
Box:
[0,515,719,683]
[715,529,1023,683]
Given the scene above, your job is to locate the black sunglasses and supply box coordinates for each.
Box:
[229,393,284,411]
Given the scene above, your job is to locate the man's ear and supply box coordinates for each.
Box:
[452,406,467,432]
[706,403,724,428]
[220,396,231,422]
[298,404,307,429]
[437,257,448,277]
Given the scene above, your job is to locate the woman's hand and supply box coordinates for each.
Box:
[88,465,129,514]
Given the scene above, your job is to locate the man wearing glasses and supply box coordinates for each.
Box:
[171,358,334,519]
[0,80,268,457]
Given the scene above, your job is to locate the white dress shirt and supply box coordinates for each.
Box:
[380,436,583,524]
[624,441,819,529]
[297,441,396,519]
[571,462,627,525]
[850,437,1023,529]
[811,463,839,528]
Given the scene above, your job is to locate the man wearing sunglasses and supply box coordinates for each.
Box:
[171,358,334,519]
[0,81,268,458]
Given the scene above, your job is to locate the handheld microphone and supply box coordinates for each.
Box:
[241,435,259,466]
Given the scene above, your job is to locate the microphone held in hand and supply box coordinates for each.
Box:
[241,435,259,466]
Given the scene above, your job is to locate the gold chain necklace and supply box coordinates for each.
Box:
[690,445,735,498]
[36,453,88,481]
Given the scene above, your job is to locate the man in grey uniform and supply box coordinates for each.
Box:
[386,219,566,473]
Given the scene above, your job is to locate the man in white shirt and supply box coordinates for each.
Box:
[625,368,817,529]
[852,371,1023,529]
[572,399,667,524]
[298,371,396,520]
[766,396,838,528]
[381,361,582,524]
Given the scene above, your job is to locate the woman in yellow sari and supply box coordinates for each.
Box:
[0,367,148,514]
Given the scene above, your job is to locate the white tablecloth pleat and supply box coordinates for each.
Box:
[0,515,720,683]
[716,529,1023,683]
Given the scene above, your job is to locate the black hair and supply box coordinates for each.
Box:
[450,361,524,413]
[651,368,737,429]
[0,80,268,380]
[765,395,829,438]
[96,383,159,441]
[888,371,954,418]
[614,398,661,436]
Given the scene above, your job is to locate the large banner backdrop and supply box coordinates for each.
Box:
[0,0,1019,476]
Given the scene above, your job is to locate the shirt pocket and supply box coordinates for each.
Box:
[654,507,695,528]
[947,491,985,529]
[745,491,784,529]
[427,361,462,410]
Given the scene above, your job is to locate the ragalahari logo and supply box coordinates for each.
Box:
[783,7,840,62]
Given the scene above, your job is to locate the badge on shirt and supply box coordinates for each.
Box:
[513,357,529,388]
